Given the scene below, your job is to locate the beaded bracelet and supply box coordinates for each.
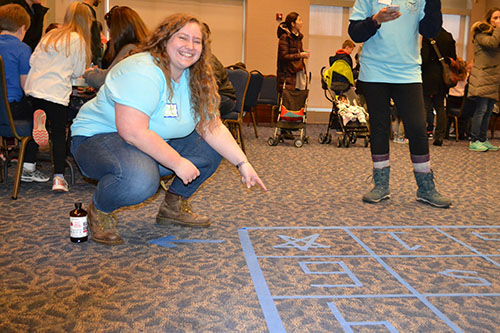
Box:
[236,160,249,169]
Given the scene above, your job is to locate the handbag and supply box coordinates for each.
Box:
[430,38,458,88]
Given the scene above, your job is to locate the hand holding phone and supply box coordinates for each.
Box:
[386,5,400,12]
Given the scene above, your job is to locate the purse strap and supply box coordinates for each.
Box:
[429,38,446,64]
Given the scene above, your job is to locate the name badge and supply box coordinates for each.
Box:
[378,0,391,5]
[164,103,178,118]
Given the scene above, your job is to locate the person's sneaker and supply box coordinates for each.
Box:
[469,140,488,152]
[21,168,50,182]
[52,176,69,192]
[393,137,408,144]
[427,131,433,139]
[433,139,443,146]
[482,140,499,151]
[32,109,49,148]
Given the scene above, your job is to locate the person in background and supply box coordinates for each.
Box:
[70,13,266,245]
[349,0,451,208]
[421,27,457,146]
[445,57,468,138]
[276,11,309,138]
[81,0,102,67]
[0,0,48,51]
[83,6,149,90]
[276,11,309,93]
[0,3,49,182]
[329,39,356,69]
[202,23,236,118]
[44,22,61,33]
[467,7,500,152]
[24,2,92,192]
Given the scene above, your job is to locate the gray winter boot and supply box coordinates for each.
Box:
[414,171,451,208]
[362,167,390,203]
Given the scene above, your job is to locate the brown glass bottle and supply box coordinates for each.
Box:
[70,202,88,243]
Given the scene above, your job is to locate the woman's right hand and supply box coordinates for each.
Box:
[373,7,401,25]
[173,157,200,185]
[300,51,310,59]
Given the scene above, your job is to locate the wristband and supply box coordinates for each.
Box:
[236,160,249,169]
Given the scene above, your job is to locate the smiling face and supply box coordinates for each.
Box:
[166,21,203,82]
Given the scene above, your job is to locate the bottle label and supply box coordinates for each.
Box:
[70,216,88,238]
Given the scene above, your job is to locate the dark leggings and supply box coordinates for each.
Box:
[10,97,37,163]
[30,97,69,174]
[361,82,429,156]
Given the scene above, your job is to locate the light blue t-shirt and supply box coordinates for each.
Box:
[71,52,196,139]
[350,0,426,83]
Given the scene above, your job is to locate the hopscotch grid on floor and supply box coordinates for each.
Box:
[239,225,500,333]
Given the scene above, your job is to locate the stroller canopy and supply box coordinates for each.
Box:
[323,59,355,94]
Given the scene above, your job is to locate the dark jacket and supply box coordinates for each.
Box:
[211,55,236,100]
[82,2,103,67]
[0,0,48,51]
[329,49,353,68]
[421,27,457,95]
[276,22,305,92]
[468,23,500,101]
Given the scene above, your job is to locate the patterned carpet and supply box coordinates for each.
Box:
[1,124,499,332]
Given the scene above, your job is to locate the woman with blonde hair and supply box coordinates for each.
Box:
[467,7,500,152]
[84,6,149,89]
[70,13,266,245]
[24,2,92,192]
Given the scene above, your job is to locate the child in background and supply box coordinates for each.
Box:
[24,2,92,192]
[0,4,50,183]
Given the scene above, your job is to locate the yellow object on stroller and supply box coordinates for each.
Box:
[319,60,370,148]
[267,79,310,148]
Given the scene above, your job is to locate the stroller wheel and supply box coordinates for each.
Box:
[343,135,350,148]
[364,136,370,147]
[350,135,357,144]
[268,137,279,146]
[294,139,304,148]
[337,136,342,147]
[318,133,327,144]
[326,134,332,144]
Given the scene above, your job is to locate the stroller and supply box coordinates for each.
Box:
[319,59,370,148]
[267,75,310,148]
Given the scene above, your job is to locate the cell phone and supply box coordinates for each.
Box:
[386,4,400,12]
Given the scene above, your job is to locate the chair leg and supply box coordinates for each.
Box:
[65,157,75,185]
[12,137,30,200]
[250,112,258,138]
[490,114,498,139]
[236,122,245,153]
[454,116,459,142]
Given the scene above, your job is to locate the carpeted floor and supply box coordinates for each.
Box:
[1,124,499,332]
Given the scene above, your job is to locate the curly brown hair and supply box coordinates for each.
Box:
[135,13,219,134]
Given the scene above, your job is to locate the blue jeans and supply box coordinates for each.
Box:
[470,97,495,142]
[71,131,222,213]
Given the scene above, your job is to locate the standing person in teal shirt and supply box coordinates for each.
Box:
[349,0,451,208]
[71,13,267,245]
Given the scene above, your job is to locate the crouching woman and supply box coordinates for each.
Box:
[70,13,266,245]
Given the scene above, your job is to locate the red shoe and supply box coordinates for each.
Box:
[33,109,49,147]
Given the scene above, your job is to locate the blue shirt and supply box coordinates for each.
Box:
[350,0,425,83]
[71,52,197,139]
[0,35,31,102]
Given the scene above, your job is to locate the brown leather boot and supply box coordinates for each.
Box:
[156,191,210,227]
[88,201,123,245]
